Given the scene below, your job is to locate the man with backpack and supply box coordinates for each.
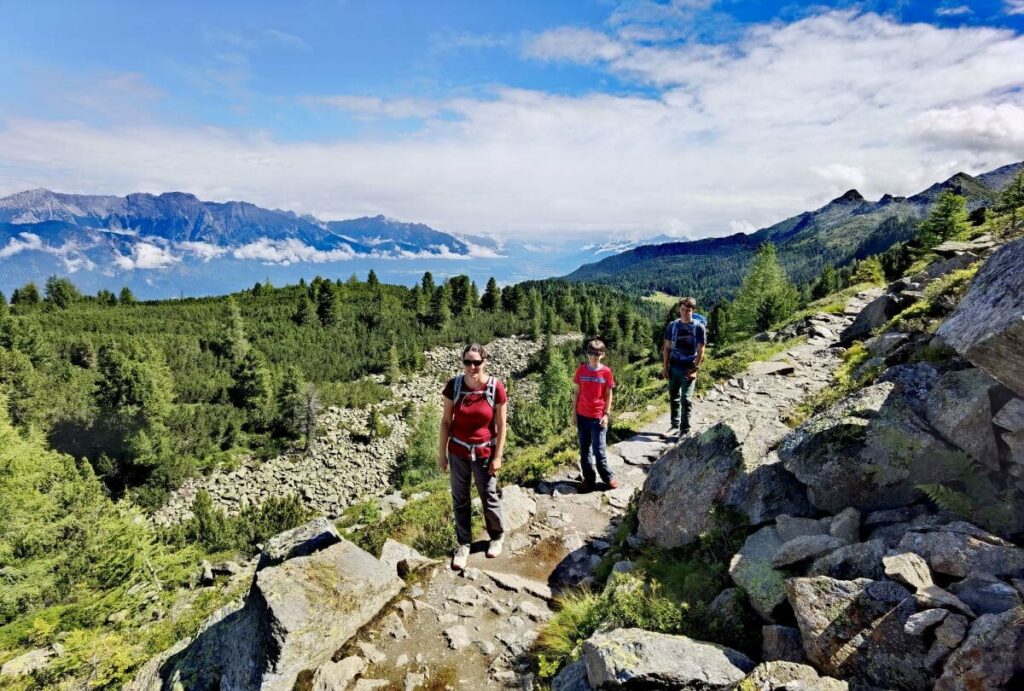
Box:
[662,297,706,438]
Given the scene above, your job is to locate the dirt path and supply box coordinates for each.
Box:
[332,291,881,690]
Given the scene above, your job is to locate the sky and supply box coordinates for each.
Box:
[1,0,1023,242]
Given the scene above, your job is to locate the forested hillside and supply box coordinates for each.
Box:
[566,161,1023,302]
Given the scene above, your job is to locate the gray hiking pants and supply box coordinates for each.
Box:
[449,452,504,545]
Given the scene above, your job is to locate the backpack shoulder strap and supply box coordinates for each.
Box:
[669,319,678,343]
[485,377,497,407]
[452,374,464,404]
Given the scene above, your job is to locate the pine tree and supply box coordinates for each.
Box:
[811,263,841,299]
[997,170,1024,229]
[11,282,40,306]
[481,277,501,312]
[732,243,798,335]
[298,382,321,451]
[0,297,12,350]
[367,269,380,288]
[501,284,521,313]
[598,310,619,349]
[118,286,136,305]
[316,281,338,326]
[430,284,452,330]
[293,293,316,326]
[275,365,303,437]
[44,276,81,308]
[916,191,968,247]
[447,275,472,316]
[420,271,435,296]
[95,343,174,429]
[225,298,249,362]
[96,289,117,306]
[387,344,401,385]
[852,256,885,285]
[230,348,273,416]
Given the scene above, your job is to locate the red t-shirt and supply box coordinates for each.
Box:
[443,376,508,459]
[574,363,615,419]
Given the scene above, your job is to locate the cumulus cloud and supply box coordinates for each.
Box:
[0,232,97,272]
[113,242,180,270]
[2,10,1023,240]
[231,238,358,265]
[1007,1,1024,15]
[176,241,229,261]
[0,232,44,258]
[312,95,440,119]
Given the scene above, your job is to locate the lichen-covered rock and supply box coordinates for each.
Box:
[896,522,1024,578]
[638,416,805,548]
[828,508,860,545]
[934,608,1024,690]
[379,539,434,578]
[741,661,848,691]
[882,552,934,590]
[775,515,829,542]
[772,535,846,568]
[840,294,912,344]
[904,609,948,636]
[779,381,964,513]
[924,368,1001,469]
[785,576,931,690]
[729,526,788,622]
[937,236,1024,397]
[258,517,341,569]
[582,628,754,689]
[500,484,537,533]
[312,656,365,691]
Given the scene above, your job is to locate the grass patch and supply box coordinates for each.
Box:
[641,291,680,308]
[699,337,802,392]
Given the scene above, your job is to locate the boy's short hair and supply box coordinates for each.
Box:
[678,297,697,309]
[586,338,606,353]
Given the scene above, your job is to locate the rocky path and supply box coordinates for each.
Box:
[335,290,882,690]
[153,334,578,526]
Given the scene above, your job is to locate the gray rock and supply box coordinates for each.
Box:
[742,661,848,691]
[356,642,385,664]
[934,613,969,648]
[708,588,746,631]
[0,647,54,678]
[904,608,948,636]
[443,625,472,650]
[130,537,402,691]
[840,293,911,343]
[786,576,931,690]
[937,236,1024,397]
[582,628,754,689]
[501,484,537,533]
[948,574,1023,615]
[897,523,1024,577]
[918,252,980,280]
[882,552,934,590]
[877,362,941,416]
[403,671,424,691]
[935,608,1024,690]
[258,517,341,569]
[807,539,886,580]
[551,660,593,691]
[379,539,434,578]
[863,507,913,528]
[312,656,366,691]
[864,332,910,357]
[729,526,788,621]
[828,508,860,545]
[762,625,806,663]
[747,360,797,376]
[380,611,408,639]
[776,515,829,542]
[913,584,976,617]
[199,560,215,586]
[638,416,806,548]
[779,381,965,513]
[773,535,846,567]
[925,368,1001,468]
[993,396,1024,433]
[483,570,553,601]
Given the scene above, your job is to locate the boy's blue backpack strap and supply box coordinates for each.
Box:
[693,313,708,326]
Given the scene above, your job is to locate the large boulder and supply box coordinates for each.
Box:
[924,368,1002,469]
[786,576,932,690]
[807,539,886,581]
[937,236,1024,397]
[258,516,341,569]
[896,521,1024,578]
[948,574,1023,615]
[130,529,402,691]
[638,416,808,548]
[935,608,1024,690]
[841,293,917,344]
[582,628,754,689]
[779,381,964,513]
[729,526,788,622]
[741,661,848,691]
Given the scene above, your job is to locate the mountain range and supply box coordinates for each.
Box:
[565,161,1024,303]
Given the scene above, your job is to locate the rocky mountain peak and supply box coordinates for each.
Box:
[829,189,865,205]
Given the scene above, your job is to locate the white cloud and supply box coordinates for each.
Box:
[909,102,1024,150]
[113,242,180,270]
[1006,1,1024,15]
[936,5,973,16]
[729,220,756,233]
[0,232,44,258]
[176,241,228,261]
[2,11,1023,240]
[231,238,358,265]
[313,95,440,120]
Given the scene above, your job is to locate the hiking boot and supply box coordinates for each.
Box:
[451,544,470,571]
[486,537,504,558]
[607,478,620,490]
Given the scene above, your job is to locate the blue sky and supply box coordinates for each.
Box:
[1,0,1023,240]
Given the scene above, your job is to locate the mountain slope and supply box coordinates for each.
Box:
[565,161,1023,302]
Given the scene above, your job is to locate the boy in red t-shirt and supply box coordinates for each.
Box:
[571,339,618,492]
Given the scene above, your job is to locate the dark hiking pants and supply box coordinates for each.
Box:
[449,452,504,545]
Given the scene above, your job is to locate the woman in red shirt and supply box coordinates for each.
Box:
[438,343,507,571]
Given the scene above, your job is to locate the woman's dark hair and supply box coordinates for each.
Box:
[462,343,488,360]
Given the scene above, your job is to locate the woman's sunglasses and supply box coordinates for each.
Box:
[463,359,483,367]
